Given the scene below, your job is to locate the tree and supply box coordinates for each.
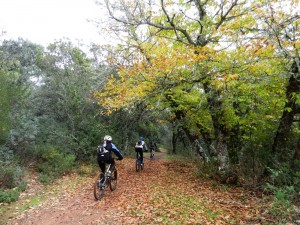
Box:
[259,2,300,159]
[33,41,103,160]
[94,0,300,185]
[97,0,268,172]
[0,39,43,159]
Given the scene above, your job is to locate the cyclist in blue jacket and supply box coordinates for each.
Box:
[97,135,123,176]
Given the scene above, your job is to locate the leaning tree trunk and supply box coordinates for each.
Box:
[272,60,300,154]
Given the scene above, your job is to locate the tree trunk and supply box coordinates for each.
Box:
[215,126,229,171]
[172,122,178,154]
[203,81,230,171]
[291,138,300,171]
[293,139,300,161]
[272,60,300,153]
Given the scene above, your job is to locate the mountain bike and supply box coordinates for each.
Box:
[94,160,118,200]
[136,153,144,172]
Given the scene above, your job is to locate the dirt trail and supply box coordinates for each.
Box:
[5,152,272,224]
[5,152,166,225]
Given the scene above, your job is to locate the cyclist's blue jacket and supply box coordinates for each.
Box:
[106,142,123,160]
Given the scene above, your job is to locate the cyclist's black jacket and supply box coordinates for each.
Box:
[100,142,123,161]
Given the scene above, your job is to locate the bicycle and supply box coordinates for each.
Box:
[136,153,144,172]
[94,160,118,200]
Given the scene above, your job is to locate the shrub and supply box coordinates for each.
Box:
[36,146,75,183]
[18,182,27,192]
[0,163,24,189]
[265,166,299,222]
[0,188,20,203]
[77,164,95,176]
[38,173,52,184]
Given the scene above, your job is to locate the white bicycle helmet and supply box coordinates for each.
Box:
[104,135,112,142]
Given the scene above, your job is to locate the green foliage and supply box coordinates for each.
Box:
[31,41,106,162]
[36,146,75,184]
[0,162,24,189]
[0,181,27,201]
[0,70,11,144]
[76,164,95,176]
[17,182,27,192]
[196,160,219,179]
[0,188,20,203]
[0,146,13,163]
[37,173,53,184]
[265,184,297,221]
[264,164,300,220]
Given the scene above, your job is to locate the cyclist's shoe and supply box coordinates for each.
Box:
[106,171,112,177]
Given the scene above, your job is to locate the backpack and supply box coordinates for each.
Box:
[135,140,143,149]
[97,142,110,161]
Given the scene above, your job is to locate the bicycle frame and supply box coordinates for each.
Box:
[94,159,118,200]
[136,151,144,172]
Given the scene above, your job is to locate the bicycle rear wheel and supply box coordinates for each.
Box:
[109,169,118,191]
[150,152,154,159]
[136,159,140,172]
[94,174,105,200]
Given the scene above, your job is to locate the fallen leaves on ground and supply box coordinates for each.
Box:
[4,152,285,224]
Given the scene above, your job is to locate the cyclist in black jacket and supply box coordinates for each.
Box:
[97,135,123,176]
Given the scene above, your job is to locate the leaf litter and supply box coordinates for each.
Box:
[4,152,282,225]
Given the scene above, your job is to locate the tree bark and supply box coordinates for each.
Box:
[291,138,300,171]
[203,81,230,171]
[293,139,300,161]
[272,60,300,153]
[171,121,178,154]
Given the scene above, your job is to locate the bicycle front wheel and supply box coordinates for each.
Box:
[94,174,105,200]
[109,169,118,191]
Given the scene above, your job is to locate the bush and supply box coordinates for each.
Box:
[0,163,24,189]
[77,164,95,176]
[264,185,297,222]
[36,146,75,183]
[37,173,53,184]
[0,188,20,203]
[17,182,27,192]
[264,166,299,222]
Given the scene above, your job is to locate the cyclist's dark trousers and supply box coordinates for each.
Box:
[135,148,143,164]
[97,157,115,174]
